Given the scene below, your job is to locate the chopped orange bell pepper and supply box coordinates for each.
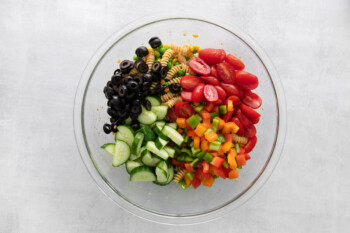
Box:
[195,123,207,137]
[227,100,233,112]
[205,131,218,142]
[228,169,239,179]
[201,139,209,151]
[222,122,239,134]
[214,117,225,130]
[200,111,211,121]
[184,174,191,186]
[236,155,246,166]
[193,136,200,149]
[202,176,215,187]
[221,141,233,153]
[227,150,237,170]
[176,118,187,129]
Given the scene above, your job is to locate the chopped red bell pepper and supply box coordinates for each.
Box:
[191,177,201,189]
[209,165,226,179]
[187,129,195,137]
[204,102,215,112]
[203,161,210,173]
[210,156,225,168]
[184,162,194,172]
[224,134,232,142]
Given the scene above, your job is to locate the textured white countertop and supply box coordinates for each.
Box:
[1,0,350,232]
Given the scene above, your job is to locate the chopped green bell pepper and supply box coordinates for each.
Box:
[209,141,221,151]
[187,115,201,129]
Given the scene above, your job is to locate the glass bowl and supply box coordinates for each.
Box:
[73,13,287,225]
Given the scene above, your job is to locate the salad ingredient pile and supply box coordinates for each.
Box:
[101,37,262,189]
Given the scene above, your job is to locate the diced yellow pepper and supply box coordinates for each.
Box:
[172,58,178,65]
[163,44,170,48]
[189,45,194,52]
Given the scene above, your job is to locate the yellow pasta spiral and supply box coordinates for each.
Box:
[177,54,187,64]
[160,49,174,67]
[160,92,176,102]
[181,63,192,74]
[146,50,155,73]
[165,65,182,80]
[232,134,248,145]
[167,77,181,85]
[173,167,187,183]
[162,96,182,108]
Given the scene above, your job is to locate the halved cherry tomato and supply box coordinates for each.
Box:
[250,116,260,124]
[235,70,259,90]
[167,107,179,122]
[241,90,262,109]
[199,48,226,65]
[180,75,203,90]
[222,110,233,122]
[224,96,240,107]
[203,84,218,102]
[244,124,256,138]
[235,108,252,128]
[210,65,218,77]
[240,104,261,122]
[199,75,220,85]
[181,90,193,101]
[225,54,245,70]
[192,83,205,102]
[175,101,194,118]
[220,83,243,97]
[188,57,211,75]
[244,136,257,153]
[231,117,244,136]
[214,85,227,101]
[216,62,236,84]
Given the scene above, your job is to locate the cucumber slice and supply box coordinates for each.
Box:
[153,124,169,140]
[155,121,166,127]
[163,146,175,158]
[131,132,144,155]
[113,140,130,167]
[141,149,162,167]
[162,125,184,146]
[126,160,143,174]
[155,161,169,183]
[153,163,174,186]
[145,141,169,160]
[124,117,132,125]
[101,143,115,156]
[151,106,169,120]
[137,106,157,125]
[130,153,140,160]
[146,96,161,106]
[167,122,178,130]
[115,125,134,147]
[155,137,169,150]
[130,166,156,182]
[137,125,156,142]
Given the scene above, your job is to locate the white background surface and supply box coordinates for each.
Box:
[1,0,350,232]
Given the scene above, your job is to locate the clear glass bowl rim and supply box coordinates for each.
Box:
[73,13,287,225]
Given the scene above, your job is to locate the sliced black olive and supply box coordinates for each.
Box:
[133,75,143,87]
[111,123,118,133]
[111,74,122,85]
[107,81,113,87]
[112,85,119,92]
[110,97,120,110]
[143,99,152,111]
[160,67,168,79]
[127,81,139,91]
[143,73,153,83]
[151,73,160,82]
[118,85,128,97]
[107,108,118,117]
[132,99,141,106]
[110,117,117,124]
[157,84,166,95]
[130,122,140,131]
[169,83,181,93]
[120,98,126,106]
[142,81,152,91]
[104,87,114,99]
[103,123,112,134]
[135,46,149,58]
[151,61,162,73]
[131,105,142,114]
[122,76,134,85]
[117,109,128,118]
[114,69,122,76]
[134,60,149,73]
[149,37,162,48]
[120,60,134,74]
[126,91,135,100]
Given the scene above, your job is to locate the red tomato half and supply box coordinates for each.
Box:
[214,85,227,101]
[244,136,257,153]
[240,104,261,122]
[188,57,211,75]
[235,108,252,128]
[175,101,194,118]
[192,83,205,102]
[224,96,240,107]
[203,84,219,102]
[167,107,179,122]
[231,117,244,136]
[244,124,256,138]
[216,62,236,84]
[199,75,220,85]
[199,48,226,65]
[180,75,203,90]
[225,54,245,70]
[235,70,259,90]
[220,83,243,97]
[181,90,193,101]
[241,91,262,109]
[210,65,218,77]
[222,110,233,123]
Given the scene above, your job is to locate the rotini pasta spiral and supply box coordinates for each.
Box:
[170,43,191,57]
[181,63,192,74]
[165,65,182,80]
[162,96,182,108]
[146,50,155,73]
[177,54,187,64]
[160,92,177,102]
[122,67,139,77]
[232,134,248,145]
[150,81,158,90]
[160,49,174,67]
[173,167,187,183]
[167,77,181,85]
